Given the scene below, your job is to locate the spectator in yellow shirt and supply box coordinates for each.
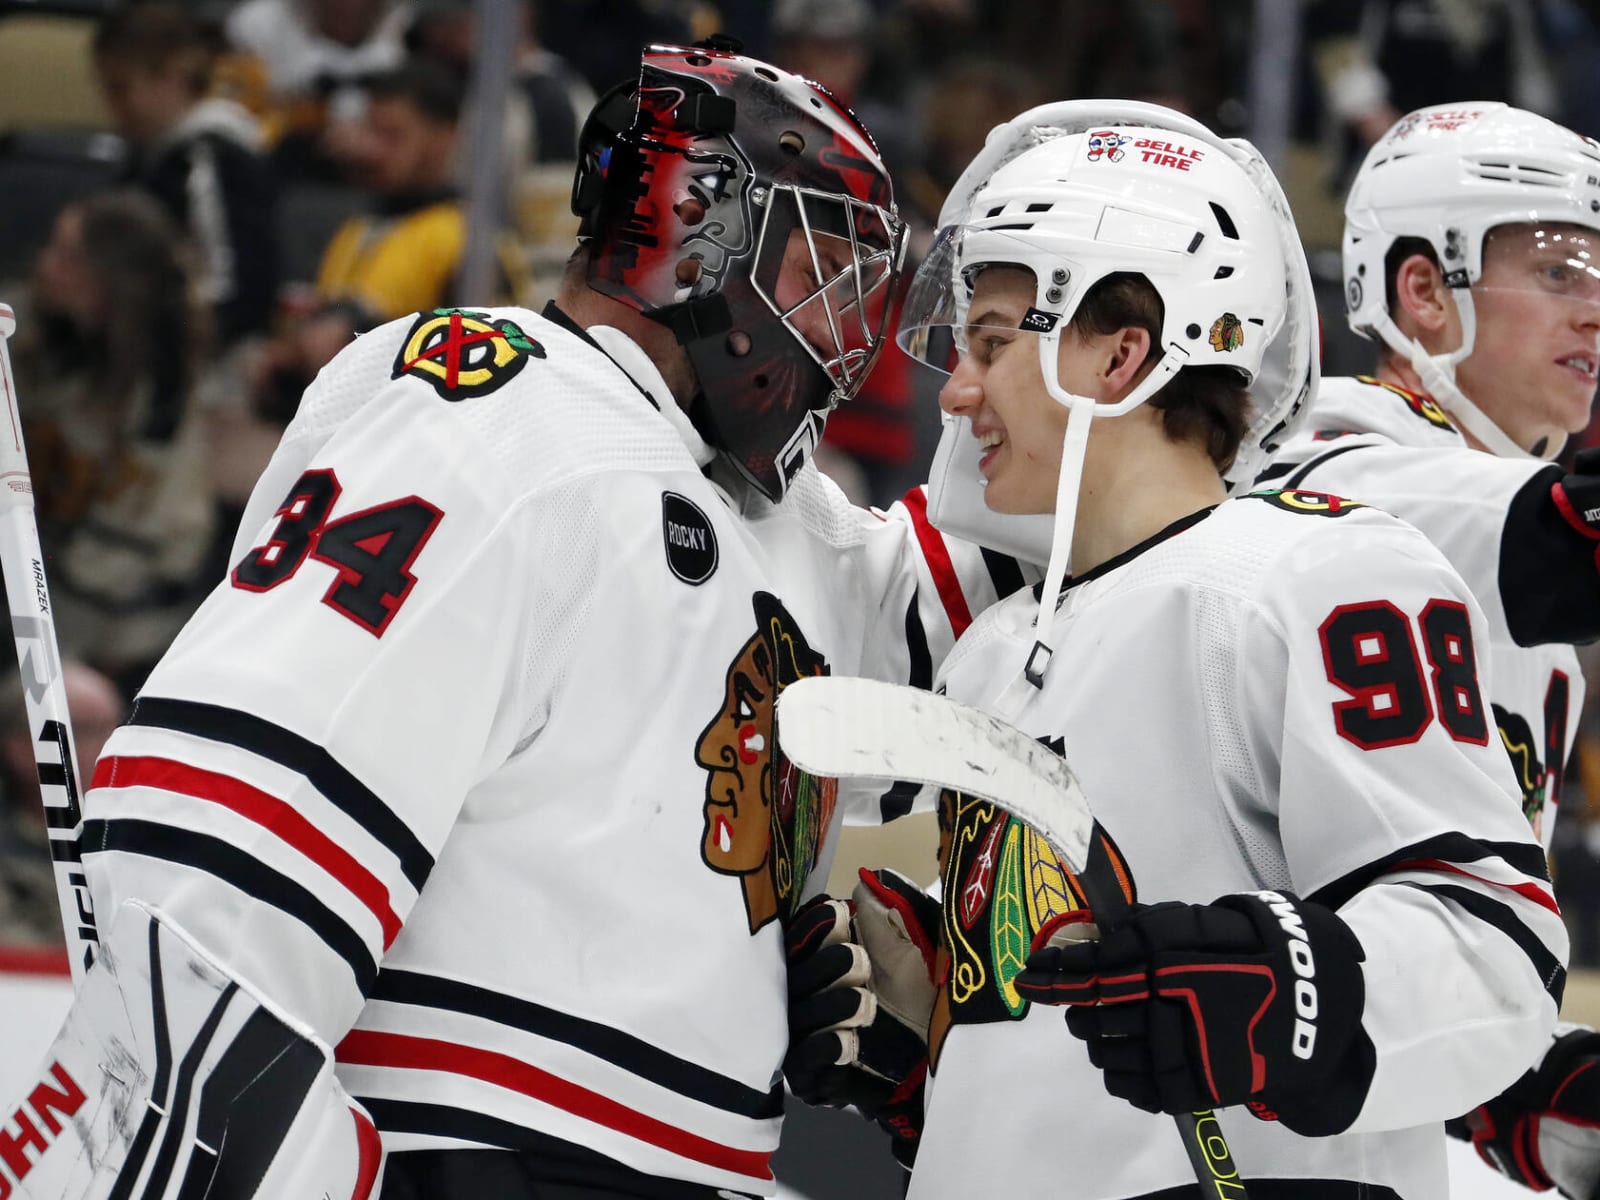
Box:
[314,58,468,321]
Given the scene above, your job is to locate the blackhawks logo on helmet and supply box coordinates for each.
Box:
[1208,311,1244,353]
[393,309,545,400]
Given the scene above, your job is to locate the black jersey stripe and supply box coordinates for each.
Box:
[126,696,432,890]
[366,968,782,1120]
[880,592,931,822]
[365,1100,742,1199]
[979,546,1027,601]
[1281,441,1372,490]
[1417,881,1567,1002]
[82,817,379,994]
[1309,831,1551,913]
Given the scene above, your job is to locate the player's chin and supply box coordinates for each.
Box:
[1549,395,1598,444]
[979,477,1033,516]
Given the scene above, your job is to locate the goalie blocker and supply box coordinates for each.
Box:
[0,900,383,1199]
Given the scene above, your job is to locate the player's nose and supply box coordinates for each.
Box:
[939,358,983,416]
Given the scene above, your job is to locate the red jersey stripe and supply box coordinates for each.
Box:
[335,1029,774,1182]
[90,755,403,948]
[1392,857,1560,916]
[902,487,973,637]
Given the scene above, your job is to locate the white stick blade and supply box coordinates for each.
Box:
[776,676,1095,874]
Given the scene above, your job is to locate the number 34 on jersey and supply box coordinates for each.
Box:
[232,468,443,637]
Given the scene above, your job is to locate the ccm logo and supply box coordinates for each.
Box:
[0,1063,86,1198]
[1253,890,1319,1059]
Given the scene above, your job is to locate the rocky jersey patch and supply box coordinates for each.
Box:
[392,309,545,400]
[662,492,718,585]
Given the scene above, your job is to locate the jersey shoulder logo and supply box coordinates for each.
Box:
[1244,488,1369,517]
[662,492,718,585]
[695,592,835,935]
[1355,374,1455,431]
[1494,703,1547,834]
[392,308,545,400]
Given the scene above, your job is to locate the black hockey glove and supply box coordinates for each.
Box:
[1014,890,1371,1135]
[783,869,940,1169]
[1447,1023,1600,1200]
[1552,449,1600,572]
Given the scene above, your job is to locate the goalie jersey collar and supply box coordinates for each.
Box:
[541,301,661,413]
[540,301,718,470]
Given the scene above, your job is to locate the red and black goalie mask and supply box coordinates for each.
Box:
[573,42,907,501]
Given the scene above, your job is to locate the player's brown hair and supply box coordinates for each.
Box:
[1069,272,1251,473]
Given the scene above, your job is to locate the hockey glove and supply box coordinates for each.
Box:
[1447,1022,1600,1200]
[1552,448,1600,573]
[1014,890,1371,1135]
[783,869,940,1169]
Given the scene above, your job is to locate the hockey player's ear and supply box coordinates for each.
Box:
[1099,325,1155,403]
[1391,253,1456,348]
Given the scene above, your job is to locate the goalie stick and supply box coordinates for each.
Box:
[776,674,1249,1199]
[0,301,98,984]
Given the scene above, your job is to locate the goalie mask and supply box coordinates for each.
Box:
[1344,102,1600,459]
[898,100,1317,692]
[573,42,907,501]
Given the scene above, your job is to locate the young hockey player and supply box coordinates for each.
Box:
[785,101,1566,1199]
[1260,102,1600,1200]
[5,42,1006,1200]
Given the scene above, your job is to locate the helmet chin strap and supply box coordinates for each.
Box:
[992,338,1184,720]
[1372,298,1556,461]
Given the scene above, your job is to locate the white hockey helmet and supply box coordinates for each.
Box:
[1343,102,1600,458]
[900,99,1317,692]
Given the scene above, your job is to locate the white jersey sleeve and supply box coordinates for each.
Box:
[82,316,566,1046]
[1266,376,1590,846]
[1249,513,1567,1129]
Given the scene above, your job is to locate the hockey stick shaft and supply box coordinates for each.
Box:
[0,303,98,984]
[777,676,1248,1198]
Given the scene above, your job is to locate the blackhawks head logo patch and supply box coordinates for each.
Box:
[695,592,835,935]
[1208,312,1243,353]
[393,309,545,400]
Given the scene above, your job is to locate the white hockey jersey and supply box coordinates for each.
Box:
[1264,375,1584,847]
[914,495,1565,1199]
[77,305,1005,1196]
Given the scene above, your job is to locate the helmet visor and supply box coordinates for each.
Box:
[1472,223,1600,321]
[751,184,904,402]
[897,225,1063,374]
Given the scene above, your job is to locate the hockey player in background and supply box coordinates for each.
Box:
[783,101,1567,1198]
[5,42,1010,1200]
[1259,102,1600,1200]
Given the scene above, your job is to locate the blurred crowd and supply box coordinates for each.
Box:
[6,0,1600,964]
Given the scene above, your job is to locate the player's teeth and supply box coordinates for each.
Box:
[717,819,732,853]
